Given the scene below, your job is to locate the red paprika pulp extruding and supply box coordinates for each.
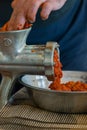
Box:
[49,50,87,91]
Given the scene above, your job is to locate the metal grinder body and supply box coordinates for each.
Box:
[0,28,59,108]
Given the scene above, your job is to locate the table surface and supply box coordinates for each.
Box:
[0,87,87,130]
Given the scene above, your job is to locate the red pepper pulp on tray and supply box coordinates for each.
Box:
[1,22,32,31]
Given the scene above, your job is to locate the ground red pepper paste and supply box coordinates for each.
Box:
[1,22,32,31]
[49,50,87,91]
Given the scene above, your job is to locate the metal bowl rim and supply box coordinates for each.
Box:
[19,71,87,94]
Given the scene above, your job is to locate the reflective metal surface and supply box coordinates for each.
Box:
[20,71,87,113]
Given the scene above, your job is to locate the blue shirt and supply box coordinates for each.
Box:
[0,0,87,71]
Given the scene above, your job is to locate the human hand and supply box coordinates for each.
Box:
[7,0,67,30]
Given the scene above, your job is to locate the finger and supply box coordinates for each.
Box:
[16,14,26,30]
[26,0,46,23]
[7,11,26,30]
[40,2,53,20]
[11,0,25,8]
[11,0,17,8]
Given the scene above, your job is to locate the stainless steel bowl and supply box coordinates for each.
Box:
[20,71,87,113]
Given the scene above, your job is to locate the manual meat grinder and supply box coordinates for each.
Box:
[0,27,59,108]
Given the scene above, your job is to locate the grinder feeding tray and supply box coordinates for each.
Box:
[0,27,59,108]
